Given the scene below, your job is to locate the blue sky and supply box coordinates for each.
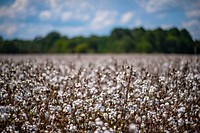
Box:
[0,0,200,40]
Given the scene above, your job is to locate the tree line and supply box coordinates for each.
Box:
[0,27,199,54]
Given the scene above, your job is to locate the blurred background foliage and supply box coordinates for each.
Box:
[0,27,199,54]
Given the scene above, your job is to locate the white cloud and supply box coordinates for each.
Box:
[19,23,87,39]
[39,11,51,20]
[1,22,86,39]
[91,11,117,30]
[182,19,200,39]
[0,24,17,36]
[79,14,90,21]
[61,12,72,22]
[7,26,17,35]
[49,0,58,9]
[160,24,173,29]
[64,0,92,11]
[157,13,166,19]
[186,9,200,18]
[136,0,200,24]
[61,12,90,22]
[134,19,142,27]
[182,20,200,28]
[0,0,29,18]
[12,23,54,39]
[40,0,92,22]
[121,12,134,24]
[184,1,200,19]
[136,0,176,13]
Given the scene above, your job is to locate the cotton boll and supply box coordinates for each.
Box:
[107,88,113,94]
[104,130,110,133]
[135,115,142,123]
[129,123,138,132]
[149,86,156,96]
[95,117,103,126]
[178,106,185,113]
[102,126,107,130]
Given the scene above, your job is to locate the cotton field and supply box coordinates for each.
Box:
[0,54,199,133]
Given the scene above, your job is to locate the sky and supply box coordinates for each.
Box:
[0,0,200,40]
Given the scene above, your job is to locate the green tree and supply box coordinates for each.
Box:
[0,27,198,54]
[194,40,200,54]
[75,43,90,53]
[39,31,61,52]
[0,35,3,42]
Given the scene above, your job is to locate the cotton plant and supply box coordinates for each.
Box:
[0,55,199,132]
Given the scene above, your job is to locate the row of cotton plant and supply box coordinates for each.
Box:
[0,55,199,132]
